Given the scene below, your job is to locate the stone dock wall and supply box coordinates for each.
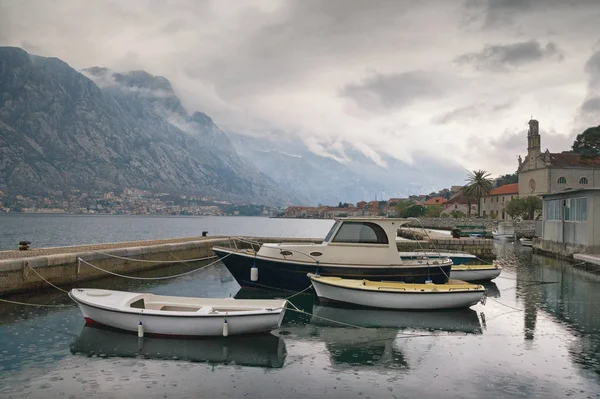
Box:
[406,218,537,237]
[0,235,494,296]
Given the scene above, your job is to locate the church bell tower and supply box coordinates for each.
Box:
[527,119,541,167]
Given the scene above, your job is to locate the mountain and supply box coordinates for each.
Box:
[0,47,296,206]
[228,133,468,205]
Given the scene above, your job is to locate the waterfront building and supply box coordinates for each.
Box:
[537,188,600,256]
[479,183,519,220]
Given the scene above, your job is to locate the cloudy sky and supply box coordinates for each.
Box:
[1,0,599,176]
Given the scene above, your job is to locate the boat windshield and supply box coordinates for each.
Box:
[331,222,389,244]
[323,221,341,242]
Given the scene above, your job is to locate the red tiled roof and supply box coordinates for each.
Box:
[548,153,600,166]
[424,197,447,205]
[489,183,518,196]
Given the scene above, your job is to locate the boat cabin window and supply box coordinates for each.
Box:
[331,222,389,244]
[323,221,341,242]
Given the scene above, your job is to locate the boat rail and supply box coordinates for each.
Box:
[227,237,262,252]
[409,249,474,255]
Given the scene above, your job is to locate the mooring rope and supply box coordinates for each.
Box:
[285,285,313,300]
[0,297,72,308]
[76,252,231,280]
[26,263,70,294]
[92,250,217,264]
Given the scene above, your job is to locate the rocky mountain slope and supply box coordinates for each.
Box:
[0,47,296,206]
[229,133,468,205]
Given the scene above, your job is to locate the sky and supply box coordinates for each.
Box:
[1,0,599,176]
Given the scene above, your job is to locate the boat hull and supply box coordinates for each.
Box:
[398,252,476,265]
[449,266,502,281]
[213,247,452,291]
[71,295,285,337]
[310,278,484,310]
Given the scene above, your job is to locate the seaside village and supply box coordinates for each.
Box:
[285,119,600,259]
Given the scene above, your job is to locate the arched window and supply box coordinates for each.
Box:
[557,177,567,184]
[579,177,589,185]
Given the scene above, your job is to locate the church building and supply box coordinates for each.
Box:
[517,119,600,197]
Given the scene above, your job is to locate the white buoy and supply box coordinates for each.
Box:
[250,265,258,281]
[222,319,229,337]
[138,321,144,337]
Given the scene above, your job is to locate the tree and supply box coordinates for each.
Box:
[505,196,542,220]
[395,200,412,217]
[425,204,442,217]
[449,210,466,219]
[461,170,493,217]
[572,125,600,156]
[494,173,518,187]
[404,204,426,218]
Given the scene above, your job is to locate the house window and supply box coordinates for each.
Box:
[546,199,562,220]
[565,197,587,221]
[502,211,505,219]
[511,196,514,201]
[579,177,589,185]
[557,177,567,184]
[502,196,505,202]
[332,222,389,244]
[483,211,486,217]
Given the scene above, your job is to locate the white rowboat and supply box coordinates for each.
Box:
[308,274,486,310]
[69,289,287,337]
[450,264,502,281]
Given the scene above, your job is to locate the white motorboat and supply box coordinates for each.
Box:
[398,250,477,265]
[450,263,502,281]
[492,222,515,241]
[69,289,287,337]
[212,218,454,291]
[519,237,534,247]
[307,274,486,310]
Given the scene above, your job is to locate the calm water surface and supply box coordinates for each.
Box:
[0,214,335,251]
[0,216,599,398]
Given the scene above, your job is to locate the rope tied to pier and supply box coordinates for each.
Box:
[26,262,70,294]
[92,250,217,264]
[0,297,73,308]
[76,252,231,280]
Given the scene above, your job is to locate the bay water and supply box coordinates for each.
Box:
[0,215,599,398]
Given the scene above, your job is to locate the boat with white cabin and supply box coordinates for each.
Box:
[212,217,453,291]
[307,273,486,310]
[69,289,287,337]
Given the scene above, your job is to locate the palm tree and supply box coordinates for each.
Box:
[461,170,493,217]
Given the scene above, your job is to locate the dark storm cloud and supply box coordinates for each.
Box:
[581,97,600,113]
[340,71,459,113]
[465,0,600,27]
[183,0,426,99]
[585,50,600,83]
[455,40,563,72]
[579,50,600,121]
[432,101,513,124]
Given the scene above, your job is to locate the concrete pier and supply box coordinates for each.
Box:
[0,234,494,296]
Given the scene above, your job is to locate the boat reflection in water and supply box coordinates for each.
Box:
[310,304,483,335]
[70,325,287,368]
[481,281,500,298]
[278,304,483,369]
